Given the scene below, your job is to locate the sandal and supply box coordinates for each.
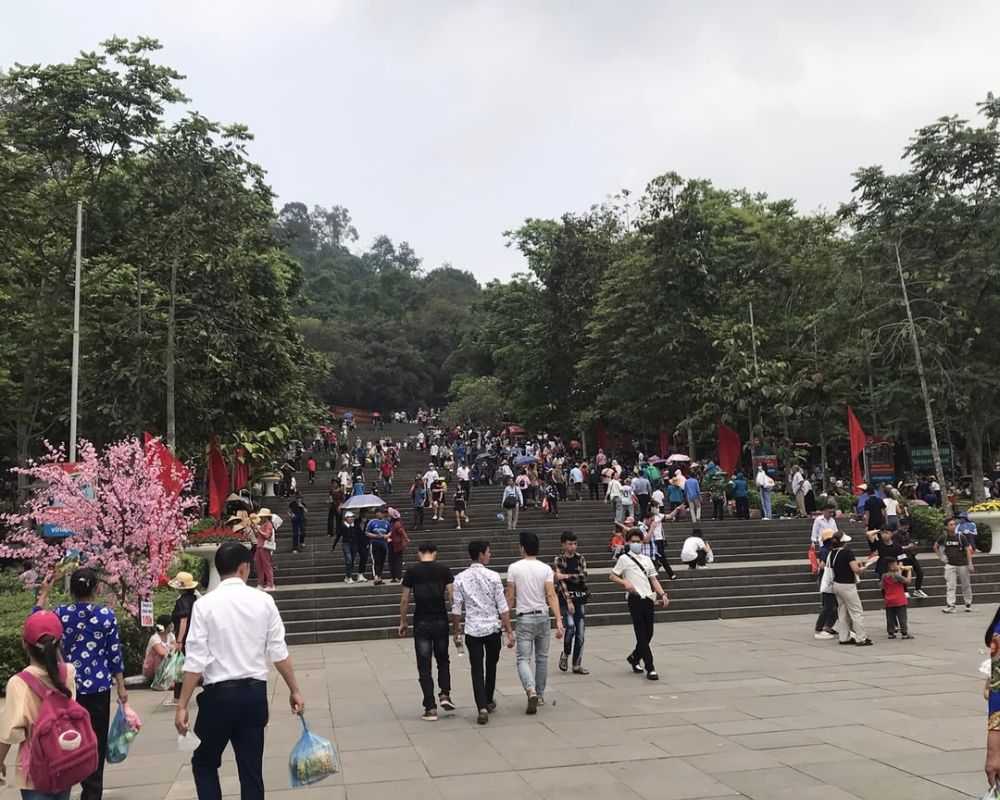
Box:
[558,653,568,672]
[572,666,589,675]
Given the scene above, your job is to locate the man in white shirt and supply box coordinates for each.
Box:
[569,464,584,501]
[606,477,624,522]
[611,529,669,680]
[456,462,471,504]
[791,465,806,517]
[501,478,524,530]
[680,532,713,569]
[651,486,666,509]
[755,464,773,520]
[505,532,563,714]
[423,464,439,492]
[176,542,304,799]
[811,502,839,546]
[452,541,515,725]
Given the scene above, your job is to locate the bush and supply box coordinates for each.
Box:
[168,551,209,587]
[908,505,945,545]
[976,523,993,553]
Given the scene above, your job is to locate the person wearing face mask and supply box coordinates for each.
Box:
[610,529,669,681]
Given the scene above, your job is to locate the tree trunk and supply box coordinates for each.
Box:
[581,429,588,459]
[820,428,828,494]
[686,426,696,459]
[895,246,945,484]
[166,259,177,451]
[969,420,986,504]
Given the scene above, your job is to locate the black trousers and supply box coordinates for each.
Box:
[712,496,725,519]
[654,540,675,578]
[413,505,425,529]
[193,680,268,800]
[684,549,708,568]
[627,594,655,672]
[886,606,909,635]
[637,493,650,519]
[735,496,749,519]
[815,590,838,632]
[588,482,599,499]
[414,619,451,710]
[465,631,502,711]
[79,689,111,800]
[460,479,471,503]
[371,545,387,579]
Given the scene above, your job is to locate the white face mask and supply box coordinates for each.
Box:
[629,542,642,554]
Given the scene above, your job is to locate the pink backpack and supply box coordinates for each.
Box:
[17,667,98,793]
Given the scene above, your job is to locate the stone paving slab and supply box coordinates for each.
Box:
[0,606,995,799]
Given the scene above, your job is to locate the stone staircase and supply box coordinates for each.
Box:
[267,423,1000,644]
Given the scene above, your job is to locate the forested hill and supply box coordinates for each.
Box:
[275,202,480,411]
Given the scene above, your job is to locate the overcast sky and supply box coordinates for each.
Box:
[4,1,999,281]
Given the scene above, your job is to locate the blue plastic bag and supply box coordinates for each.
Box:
[107,701,141,764]
[289,715,339,787]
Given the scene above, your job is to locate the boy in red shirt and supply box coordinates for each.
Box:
[882,556,913,639]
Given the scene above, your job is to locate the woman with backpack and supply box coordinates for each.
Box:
[0,610,98,799]
[35,570,126,800]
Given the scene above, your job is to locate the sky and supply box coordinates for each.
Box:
[3,0,1000,282]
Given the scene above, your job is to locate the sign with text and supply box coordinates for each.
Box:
[910,444,952,472]
[140,599,154,628]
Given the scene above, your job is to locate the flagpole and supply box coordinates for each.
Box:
[69,201,82,462]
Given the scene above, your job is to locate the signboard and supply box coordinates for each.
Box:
[910,444,952,472]
[140,599,154,628]
[867,442,896,483]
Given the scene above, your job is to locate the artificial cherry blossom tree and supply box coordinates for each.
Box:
[0,437,199,615]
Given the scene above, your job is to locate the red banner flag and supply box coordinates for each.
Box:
[232,446,250,491]
[659,429,670,458]
[847,407,867,491]
[143,432,190,498]
[717,422,741,475]
[207,436,230,519]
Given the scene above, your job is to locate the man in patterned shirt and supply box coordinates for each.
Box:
[452,541,514,725]
[554,531,589,675]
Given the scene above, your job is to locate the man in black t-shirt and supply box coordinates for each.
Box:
[863,491,887,532]
[933,517,975,612]
[867,528,904,578]
[399,542,455,720]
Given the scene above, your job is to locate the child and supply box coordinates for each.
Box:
[453,485,468,530]
[142,615,175,681]
[881,557,913,639]
[0,611,81,799]
[545,481,560,518]
[610,527,627,561]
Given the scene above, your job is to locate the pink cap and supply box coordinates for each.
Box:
[23,610,63,645]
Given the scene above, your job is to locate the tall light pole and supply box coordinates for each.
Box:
[69,201,83,462]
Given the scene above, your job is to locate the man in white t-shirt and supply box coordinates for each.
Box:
[611,529,668,680]
[680,532,712,569]
[811,503,839,546]
[505,532,563,714]
[456,463,471,504]
[651,487,665,510]
[423,464,439,492]
[646,507,676,579]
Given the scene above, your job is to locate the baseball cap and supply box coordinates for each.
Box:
[23,610,63,645]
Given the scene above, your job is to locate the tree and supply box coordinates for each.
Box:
[0,437,198,614]
[443,376,505,428]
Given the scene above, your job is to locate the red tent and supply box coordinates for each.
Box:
[507,425,526,435]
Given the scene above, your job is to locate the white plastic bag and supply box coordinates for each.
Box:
[981,786,998,800]
[178,732,201,752]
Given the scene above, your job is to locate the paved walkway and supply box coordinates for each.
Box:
[1,607,992,799]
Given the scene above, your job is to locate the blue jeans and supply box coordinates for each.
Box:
[760,488,772,519]
[342,539,358,577]
[561,602,586,666]
[21,792,70,800]
[515,613,550,696]
[291,516,305,550]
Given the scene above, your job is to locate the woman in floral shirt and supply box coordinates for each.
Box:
[37,567,127,800]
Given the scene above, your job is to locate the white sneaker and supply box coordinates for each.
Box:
[344,576,354,584]
[912,589,929,599]
[814,631,836,640]
[355,575,368,582]
[942,605,956,613]
[904,592,910,598]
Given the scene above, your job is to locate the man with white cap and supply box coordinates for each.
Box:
[339,511,364,583]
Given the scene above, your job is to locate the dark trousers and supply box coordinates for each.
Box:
[627,594,655,672]
[886,605,908,635]
[712,496,725,519]
[327,506,337,537]
[547,494,558,516]
[371,546,387,579]
[904,556,924,590]
[465,631,501,711]
[588,482,599,499]
[414,619,451,710]
[389,549,404,580]
[460,479,470,503]
[815,590,838,632]
[637,493,650,519]
[78,689,111,800]
[192,680,268,800]
[413,505,425,529]
[356,541,369,574]
[735,496,749,519]
[561,602,586,666]
[684,549,708,569]
[291,516,305,550]
[654,540,675,578]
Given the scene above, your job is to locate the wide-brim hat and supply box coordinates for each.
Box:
[857,483,868,490]
[168,571,199,590]
[257,508,272,518]
[388,507,401,520]
[821,529,837,541]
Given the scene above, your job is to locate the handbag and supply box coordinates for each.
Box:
[819,552,836,593]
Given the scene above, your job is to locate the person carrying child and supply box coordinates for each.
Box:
[881,556,913,639]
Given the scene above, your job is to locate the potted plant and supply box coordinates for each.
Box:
[967,499,1000,554]
[184,524,252,590]
[258,470,282,498]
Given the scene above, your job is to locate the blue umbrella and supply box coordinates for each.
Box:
[514,455,538,466]
[476,452,491,460]
[342,412,353,419]
[341,494,385,510]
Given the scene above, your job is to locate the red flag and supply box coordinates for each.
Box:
[207,436,230,519]
[847,407,866,491]
[232,446,250,491]
[659,429,669,457]
[144,432,190,498]
[596,421,607,451]
[717,422,741,475]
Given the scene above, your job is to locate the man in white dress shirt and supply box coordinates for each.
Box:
[175,542,305,800]
[452,541,515,725]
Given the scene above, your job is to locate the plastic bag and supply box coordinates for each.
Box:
[289,715,339,787]
[981,786,999,800]
[107,702,141,764]
[152,650,183,691]
[178,731,201,752]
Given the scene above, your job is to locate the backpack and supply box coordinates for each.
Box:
[502,489,518,509]
[17,667,98,793]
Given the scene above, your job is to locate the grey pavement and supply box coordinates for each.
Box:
[1,605,994,799]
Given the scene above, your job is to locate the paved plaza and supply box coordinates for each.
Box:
[3,607,994,800]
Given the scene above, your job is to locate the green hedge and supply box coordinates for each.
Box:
[0,587,176,695]
[908,505,945,545]
[168,551,209,587]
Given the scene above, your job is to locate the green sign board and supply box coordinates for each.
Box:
[909,444,952,471]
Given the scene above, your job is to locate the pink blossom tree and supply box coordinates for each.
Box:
[0,437,199,615]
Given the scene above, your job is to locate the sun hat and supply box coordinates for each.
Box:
[388,507,401,520]
[23,610,63,645]
[857,483,868,490]
[168,571,199,590]
[257,508,272,518]
[821,528,838,541]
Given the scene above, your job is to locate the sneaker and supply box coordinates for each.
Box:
[559,653,569,672]
[536,697,545,706]
[887,632,897,639]
[901,633,914,639]
[966,604,973,612]
[814,631,836,640]
[421,708,437,721]
[455,526,462,530]
[439,695,456,712]
[626,653,643,674]
[526,695,538,715]
[355,575,368,583]
[486,701,497,713]
[942,605,956,613]
[344,576,354,584]
[647,671,659,681]
[855,638,874,646]
[477,710,489,725]
[912,589,929,599]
